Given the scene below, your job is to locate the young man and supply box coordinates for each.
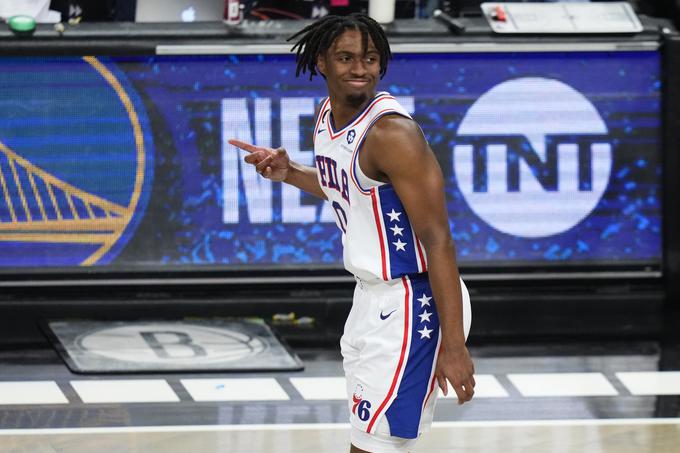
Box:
[229,13,474,453]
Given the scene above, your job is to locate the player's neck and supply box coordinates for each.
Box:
[328,91,376,130]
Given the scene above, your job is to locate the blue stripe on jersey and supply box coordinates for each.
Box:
[385,273,440,439]
[377,185,420,279]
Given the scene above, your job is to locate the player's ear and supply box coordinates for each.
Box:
[316,53,326,76]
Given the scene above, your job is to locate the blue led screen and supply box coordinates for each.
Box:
[0,51,661,268]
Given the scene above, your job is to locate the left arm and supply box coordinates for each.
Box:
[362,115,475,404]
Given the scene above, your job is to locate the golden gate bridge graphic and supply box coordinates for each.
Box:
[0,139,131,249]
[0,56,148,265]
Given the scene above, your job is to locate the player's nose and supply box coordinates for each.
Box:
[349,59,367,76]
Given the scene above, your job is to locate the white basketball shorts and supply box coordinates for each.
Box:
[341,272,472,446]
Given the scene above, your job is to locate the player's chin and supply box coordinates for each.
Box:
[344,91,371,108]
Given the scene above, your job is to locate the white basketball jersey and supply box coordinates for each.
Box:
[313,92,428,282]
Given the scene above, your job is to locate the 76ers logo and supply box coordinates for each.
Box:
[352,384,372,422]
[347,129,356,144]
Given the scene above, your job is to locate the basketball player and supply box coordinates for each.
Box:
[229,14,474,453]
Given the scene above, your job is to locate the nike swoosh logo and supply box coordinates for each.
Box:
[317,128,326,134]
[380,309,397,320]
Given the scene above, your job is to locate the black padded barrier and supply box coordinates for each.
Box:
[662,32,680,303]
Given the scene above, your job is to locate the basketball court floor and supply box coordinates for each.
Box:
[1,339,679,452]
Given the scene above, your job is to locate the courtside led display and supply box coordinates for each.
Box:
[0,51,661,269]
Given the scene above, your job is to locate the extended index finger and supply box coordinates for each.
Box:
[228,139,260,154]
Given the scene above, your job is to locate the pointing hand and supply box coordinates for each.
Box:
[228,139,290,182]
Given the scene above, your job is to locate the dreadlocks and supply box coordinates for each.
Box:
[287,13,392,80]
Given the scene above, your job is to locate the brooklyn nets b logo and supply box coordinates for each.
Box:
[453,77,612,238]
[78,323,267,365]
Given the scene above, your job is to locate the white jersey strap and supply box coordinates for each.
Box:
[349,99,413,195]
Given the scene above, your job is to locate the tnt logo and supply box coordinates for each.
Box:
[453,77,613,238]
[347,129,356,144]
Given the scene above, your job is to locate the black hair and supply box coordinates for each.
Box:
[287,13,392,80]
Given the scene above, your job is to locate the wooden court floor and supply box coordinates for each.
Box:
[2,341,679,452]
[1,419,679,453]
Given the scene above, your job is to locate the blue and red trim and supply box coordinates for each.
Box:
[377,185,422,279]
[327,92,394,140]
[366,275,412,434]
[384,274,441,439]
[312,97,330,145]
[370,187,389,281]
[370,185,427,281]
[413,230,428,273]
[421,366,439,412]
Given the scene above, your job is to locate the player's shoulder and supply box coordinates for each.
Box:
[369,92,411,118]
[363,114,428,171]
[369,113,422,144]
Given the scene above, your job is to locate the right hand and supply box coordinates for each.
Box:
[228,139,290,182]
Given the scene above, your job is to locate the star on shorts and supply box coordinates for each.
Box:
[417,294,432,307]
[418,326,433,339]
[387,209,402,222]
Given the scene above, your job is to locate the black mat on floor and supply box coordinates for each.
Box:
[43,318,303,373]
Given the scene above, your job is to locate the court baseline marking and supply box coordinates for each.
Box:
[0,418,679,436]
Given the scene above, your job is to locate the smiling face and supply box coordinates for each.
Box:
[316,28,381,109]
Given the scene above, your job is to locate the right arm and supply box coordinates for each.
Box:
[284,160,327,200]
[227,139,326,200]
